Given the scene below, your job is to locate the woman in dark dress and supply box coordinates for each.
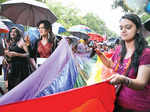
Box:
[4,27,33,91]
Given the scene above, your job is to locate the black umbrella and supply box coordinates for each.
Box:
[0,0,57,27]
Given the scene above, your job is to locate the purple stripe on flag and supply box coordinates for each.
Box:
[0,38,73,105]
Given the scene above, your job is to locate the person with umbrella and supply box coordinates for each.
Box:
[95,14,150,112]
[3,27,33,91]
[0,21,9,94]
[33,20,57,66]
[76,39,91,57]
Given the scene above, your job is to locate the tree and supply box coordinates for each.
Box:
[47,1,117,37]
[112,0,148,15]
[112,0,129,12]
[0,0,6,3]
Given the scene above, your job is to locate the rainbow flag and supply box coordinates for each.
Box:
[0,82,115,112]
[0,38,115,112]
[0,38,78,105]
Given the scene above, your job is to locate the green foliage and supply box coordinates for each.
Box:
[1,0,118,38]
[140,13,150,45]
[112,0,129,12]
[0,0,6,3]
[47,2,80,28]
[141,13,150,23]
[47,1,117,37]
[112,0,147,15]
[83,13,105,34]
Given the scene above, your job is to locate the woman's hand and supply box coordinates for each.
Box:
[5,51,18,57]
[108,73,131,87]
[95,48,103,56]
[108,74,126,85]
[24,35,30,46]
[2,58,8,65]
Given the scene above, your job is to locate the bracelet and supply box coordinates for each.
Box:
[124,77,131,87]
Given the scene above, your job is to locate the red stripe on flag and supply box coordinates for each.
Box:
[0,82,115,112]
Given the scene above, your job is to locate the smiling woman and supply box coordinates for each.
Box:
[119,19,137,42]
[95,14,150,112]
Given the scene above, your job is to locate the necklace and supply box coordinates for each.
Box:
[114,57,131,75]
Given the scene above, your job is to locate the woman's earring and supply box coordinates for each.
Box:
[48,33,50,39]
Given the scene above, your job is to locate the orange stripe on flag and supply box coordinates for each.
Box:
[71,98,107,112]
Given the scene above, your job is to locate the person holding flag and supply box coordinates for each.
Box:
[95,14,150,112]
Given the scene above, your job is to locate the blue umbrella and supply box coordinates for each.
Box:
[52,22,66,34]
[25,27,40,46]
[1,19,24,33]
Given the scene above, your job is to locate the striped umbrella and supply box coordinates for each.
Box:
[88,33,104,42]
[68,25,92,39]
[0,21,9,33]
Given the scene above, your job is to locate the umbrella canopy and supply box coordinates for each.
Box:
[1,19,24,33]
[0,21,9,33]
[88,33,104,42]
[0,0,57,27]
[105,37,120,47]
[25,27,40,46]
[52,22,66,34]
[70,32,90,39]
[68,25,91,33]
[68,25,92,39]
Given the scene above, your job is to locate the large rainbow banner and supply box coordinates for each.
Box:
[0,38,116,111]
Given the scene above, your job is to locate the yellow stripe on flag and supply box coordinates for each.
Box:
[94,56,103,83]
[87,55,103,85]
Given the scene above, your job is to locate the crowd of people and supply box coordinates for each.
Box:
[0,13,150,112]
[1,20,58,92]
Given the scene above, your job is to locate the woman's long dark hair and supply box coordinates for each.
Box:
[37,20,57,51]
[37,20,55,42]
[120,14,148,74]
[8,27,22,43]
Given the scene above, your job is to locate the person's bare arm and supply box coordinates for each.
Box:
[129,65,150,90]
[109,65,150,90]
[7,39,29,58]
[95,48,114,69]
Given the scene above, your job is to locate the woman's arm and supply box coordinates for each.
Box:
[128,65,150,90]
[95,48,114,69]
[7,39,29,58]
[109,65,150,90]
